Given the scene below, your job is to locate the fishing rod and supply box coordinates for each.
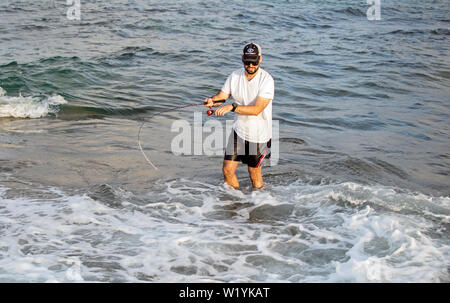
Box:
[137,99,226,170]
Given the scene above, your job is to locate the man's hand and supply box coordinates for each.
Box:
[204,97,214,108]
[204,91,231,108]
[214,104,233,116]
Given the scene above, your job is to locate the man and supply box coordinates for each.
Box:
[204,43,274,189]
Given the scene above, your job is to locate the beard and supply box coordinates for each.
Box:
[245,65,259,75]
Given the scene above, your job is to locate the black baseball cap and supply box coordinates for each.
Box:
[243,43,262,62]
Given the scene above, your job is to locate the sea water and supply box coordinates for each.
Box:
[0,0,448,282]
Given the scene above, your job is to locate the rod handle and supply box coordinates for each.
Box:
[203,99,226,106]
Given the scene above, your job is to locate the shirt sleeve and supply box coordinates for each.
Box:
[221,74,232,95]
[258,75,275,100]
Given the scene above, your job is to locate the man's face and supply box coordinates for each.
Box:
[242,56,261,75]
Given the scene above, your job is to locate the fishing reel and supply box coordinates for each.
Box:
[205,100,225,116]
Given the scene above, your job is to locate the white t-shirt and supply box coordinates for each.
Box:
[221,68,274,143]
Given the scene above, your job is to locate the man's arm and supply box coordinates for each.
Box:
[214,96,271,116]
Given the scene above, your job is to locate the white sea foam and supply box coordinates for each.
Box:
[0,87,67,118]
[0,180,448,282]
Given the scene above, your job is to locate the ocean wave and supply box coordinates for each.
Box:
[0,179,448,282]
[0,87,67,118]
[335,7,366,17]
[385,28,450,36]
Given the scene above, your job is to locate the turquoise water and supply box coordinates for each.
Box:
[0,0,449,282]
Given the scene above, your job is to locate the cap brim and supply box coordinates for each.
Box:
[243,54,259,61]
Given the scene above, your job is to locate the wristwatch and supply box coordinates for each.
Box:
[231,102,238,112]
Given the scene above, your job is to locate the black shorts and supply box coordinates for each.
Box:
[224,130,271,168]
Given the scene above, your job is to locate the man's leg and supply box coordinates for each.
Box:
[223,160,240,189]
[248,165,264,189]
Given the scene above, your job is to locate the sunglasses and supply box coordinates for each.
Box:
[242,59,260,66]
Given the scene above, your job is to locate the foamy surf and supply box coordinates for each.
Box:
[0,178,448,283]
[0,87,67,118]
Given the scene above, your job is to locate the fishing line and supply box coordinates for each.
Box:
[137,100,225,170]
